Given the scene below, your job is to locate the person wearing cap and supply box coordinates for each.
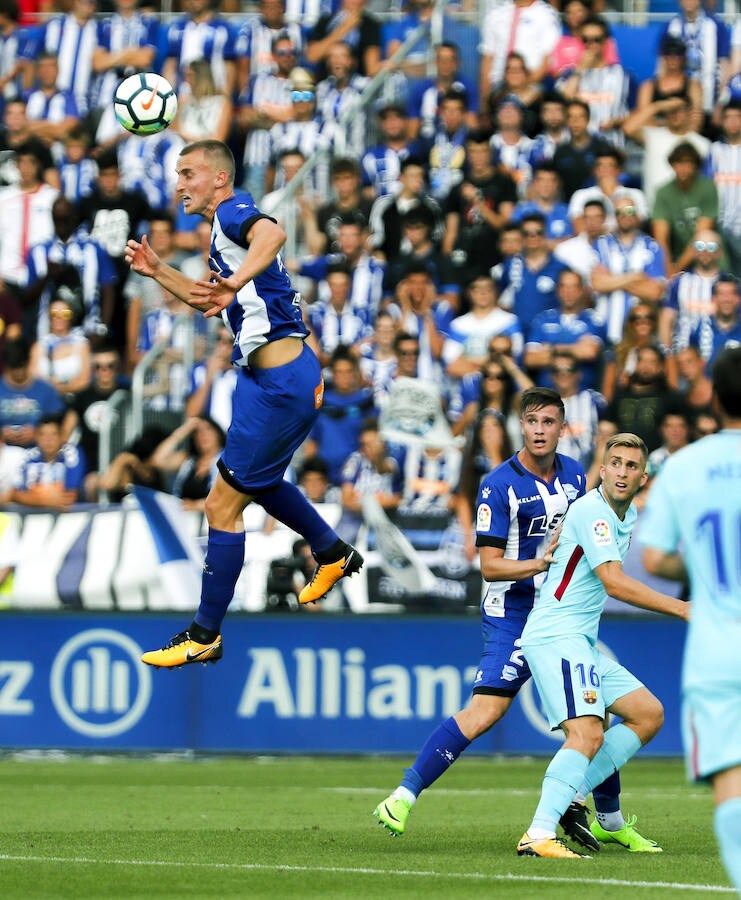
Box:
[360,103,422,200]
[651,141,719,276]
[704,99,741,274]
[635,34,703,132]
[660,0,731,121]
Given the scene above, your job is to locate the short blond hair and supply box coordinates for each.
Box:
[180,140,235,186]
[603,432,648,465]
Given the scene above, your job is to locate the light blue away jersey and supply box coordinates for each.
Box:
[475,452,586,624]
[639,430,741,689]
[209,190,308,366]
[522,487,636,645]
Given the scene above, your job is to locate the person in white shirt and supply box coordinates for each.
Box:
[479,0,560,112]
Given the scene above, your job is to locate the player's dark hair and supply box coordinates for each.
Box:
[520,387,565,420]
[330,157,359,178]
[667,140,702,167]
[465,128,493,145]
[567,99,591,119]
[712,347,741,419]
[584,198,607,214]
[3,338,29,369]
[180,140,235,186]
[36,413,64,430]
[393,331,419,352]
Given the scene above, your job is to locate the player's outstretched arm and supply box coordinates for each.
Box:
[595,559,689,620]
[124,236,211,311]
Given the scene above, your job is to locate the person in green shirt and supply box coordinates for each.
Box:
[651,141,719,276]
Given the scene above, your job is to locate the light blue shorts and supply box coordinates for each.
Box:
[683,686,741,782]
[522,634,644,730]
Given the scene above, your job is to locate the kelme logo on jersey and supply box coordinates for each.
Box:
[477,503,492,532]
[592,519,612,545]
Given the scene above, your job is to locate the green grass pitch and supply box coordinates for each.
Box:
[0,754,733,899]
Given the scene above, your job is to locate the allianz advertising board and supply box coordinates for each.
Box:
[0,615,684,754]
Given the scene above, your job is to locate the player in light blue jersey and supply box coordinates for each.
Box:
[124,140,362,669]
[517,433,689,859]
[374,389,652,850]
[641,347,741,894]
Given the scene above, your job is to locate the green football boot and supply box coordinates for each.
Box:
[590,815,663,852]
[373,795,412,836]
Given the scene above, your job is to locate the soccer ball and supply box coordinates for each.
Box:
[114,72,177,136]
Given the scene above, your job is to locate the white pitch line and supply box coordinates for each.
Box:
[322,787,710,800]
[0,854,733,893]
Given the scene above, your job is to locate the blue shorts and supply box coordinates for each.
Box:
[522,634,644,730]
[219,343,323,492]
[472,617,532,695]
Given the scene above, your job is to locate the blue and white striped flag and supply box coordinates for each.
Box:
[133,487,203,610]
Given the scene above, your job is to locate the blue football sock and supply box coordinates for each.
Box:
[400,717,471,797]
[256,480,338,554]
[194,528,246,632]
[593,770,621,814]
[581,724,642,795]
[531,748,590,833]
[715,797,741,894]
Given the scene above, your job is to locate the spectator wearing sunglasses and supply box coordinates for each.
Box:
[590,193,667,346]
[651,141,719,276]
[660,228,724,354]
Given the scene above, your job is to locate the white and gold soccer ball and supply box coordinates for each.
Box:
[114,72,177,136]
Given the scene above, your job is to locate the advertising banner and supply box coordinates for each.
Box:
[0,614,686,755]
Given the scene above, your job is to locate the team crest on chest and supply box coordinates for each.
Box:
[583,690,598,704]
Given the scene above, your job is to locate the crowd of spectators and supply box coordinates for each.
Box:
[0,0,739,535]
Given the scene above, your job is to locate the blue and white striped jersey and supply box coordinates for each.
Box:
[0,25,32,107]
[93,11,159,108]
[475,452,586,623]
[26,231,116,337]
[663,12,730,112]
[166,14,236,91]
[209,191,308,366]
[240,73,293,168]
[664,269,719,352]
[39,14,100,115]
[705,139,741,237]
[235,17,303,78]
[592,232,666,344]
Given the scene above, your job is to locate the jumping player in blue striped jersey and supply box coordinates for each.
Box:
[517,432,689,859]
[375,389,658,851]
[641,347,741,894]
[124,139,362,669]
